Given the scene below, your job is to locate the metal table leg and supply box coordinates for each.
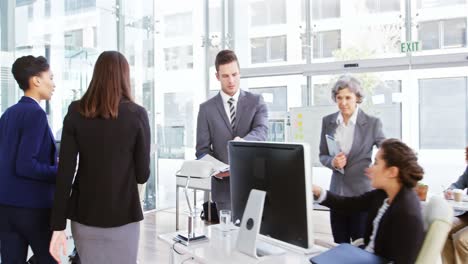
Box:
[176,186,179,231]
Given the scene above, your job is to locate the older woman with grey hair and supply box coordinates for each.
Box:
[319,74,385,244]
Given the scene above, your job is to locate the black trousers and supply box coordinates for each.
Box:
[0,205,56,264]
[330,209,368,244]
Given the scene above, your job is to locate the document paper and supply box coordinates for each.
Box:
[326,134,344,174]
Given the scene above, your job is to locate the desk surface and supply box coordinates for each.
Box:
[445,199,468,211]
[425,194,468,212]
[159,225,324,264]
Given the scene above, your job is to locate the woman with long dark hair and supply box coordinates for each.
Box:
[49,51,150,263]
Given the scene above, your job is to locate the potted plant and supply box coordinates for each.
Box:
[415,182,429,201]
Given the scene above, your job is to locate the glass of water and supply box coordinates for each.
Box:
[219,209,232,231]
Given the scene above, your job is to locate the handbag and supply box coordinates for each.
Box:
[200,201,219,223]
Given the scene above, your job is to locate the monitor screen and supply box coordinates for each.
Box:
[229,141,314,250]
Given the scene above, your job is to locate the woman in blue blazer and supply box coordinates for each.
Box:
[0,56,58,263]
[319,75,385,243]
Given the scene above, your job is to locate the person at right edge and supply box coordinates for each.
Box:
[196,50,268,212]
[441,145,468,264]
[319,74,385,244]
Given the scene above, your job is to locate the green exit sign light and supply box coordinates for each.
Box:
[401,41,421,53]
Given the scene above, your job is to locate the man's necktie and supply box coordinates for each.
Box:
[228,97,236,130]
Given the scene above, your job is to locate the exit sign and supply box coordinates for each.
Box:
[401,41,421,53]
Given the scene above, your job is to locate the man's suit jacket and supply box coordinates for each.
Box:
[0,96,57,209]
[321,187,425,264]
[50,100,151,230]
[196,90,268,202]
[319,109,385,196]
[450,165,468,194]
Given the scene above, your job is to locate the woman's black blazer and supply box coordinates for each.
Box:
[321,186,425,264]
[51,100,151,230]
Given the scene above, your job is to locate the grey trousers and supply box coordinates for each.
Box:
[71,221,140,264]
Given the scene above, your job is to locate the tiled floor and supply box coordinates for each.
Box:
[138,208,334,263]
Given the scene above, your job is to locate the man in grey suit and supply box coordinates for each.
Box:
[196,50,268,211]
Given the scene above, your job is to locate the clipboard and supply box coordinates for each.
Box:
[325,134,344,174]
[310,243,390,264]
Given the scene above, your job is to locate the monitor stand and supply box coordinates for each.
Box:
[236,189,286,259]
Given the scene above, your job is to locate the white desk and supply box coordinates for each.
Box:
[176,175,212,230]
[159,225,325,264]
[423,194,468,212]
[445,199,468,211]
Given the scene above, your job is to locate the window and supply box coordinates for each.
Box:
[159,92,193,159]
[249,86,287,113]
[365,0,400,13]
[313,83,333,106]
[92,27,97,48]
[313,30,341,58]
[147,49,154,67]
[64,0,96,14]
[371,80,402,139]
[64,29,83,50]
[312,0,340,20]
[249,86,287,142]
[419,77,467,149]
[164,46,193,71]
[28,4,33,20]
[164,12,192,38]
[209,6,222,33]
[250,0,285,26]
[419,18,467,50]
[44,0,51,17]
[16,0,35,6]
[444,19,467,48]
[417,0,465,9]
[301,84,310,107]
[1,67,16,114]
[250,35,287,64]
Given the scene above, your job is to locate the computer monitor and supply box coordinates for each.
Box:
[229,141,314,250]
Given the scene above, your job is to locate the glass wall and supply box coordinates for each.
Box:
[413,0,468,55]
[1,0,467,210]
[153,0,207,209]
[236,0,468,194]
[2,0,157,211]
[121,0,156,210]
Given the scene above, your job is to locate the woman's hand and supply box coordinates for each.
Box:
[312,184,322,199]
[49,230,67,263]
[332,152,347,169]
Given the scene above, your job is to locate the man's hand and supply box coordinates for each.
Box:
[214,171,230,179]
[233,136,244,141]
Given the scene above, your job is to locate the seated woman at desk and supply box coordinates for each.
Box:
[442,146,468,264]
[313,138,424,264]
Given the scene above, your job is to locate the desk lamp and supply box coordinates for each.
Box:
[175,160,212,245]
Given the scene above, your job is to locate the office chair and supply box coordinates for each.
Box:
[415,196,453,264]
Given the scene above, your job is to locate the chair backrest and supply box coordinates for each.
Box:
[415,196,454,264]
